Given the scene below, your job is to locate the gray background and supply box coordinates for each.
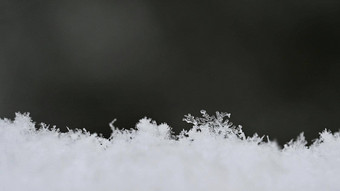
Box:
[1,0,339,145]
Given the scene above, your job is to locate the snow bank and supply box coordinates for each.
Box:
[1,111,339,191]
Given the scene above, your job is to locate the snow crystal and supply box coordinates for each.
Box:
[0,112,339,191]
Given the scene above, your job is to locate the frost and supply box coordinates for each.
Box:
[1,111,340,191]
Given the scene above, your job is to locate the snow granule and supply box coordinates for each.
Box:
[1,111,339,191]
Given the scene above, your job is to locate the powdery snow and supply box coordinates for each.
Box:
[1,112,339,191]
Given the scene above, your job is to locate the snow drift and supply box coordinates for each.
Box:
[1,111,339,191]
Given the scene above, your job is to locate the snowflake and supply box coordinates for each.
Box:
[183,110,245,139]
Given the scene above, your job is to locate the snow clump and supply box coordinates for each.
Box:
[0,111,340,191]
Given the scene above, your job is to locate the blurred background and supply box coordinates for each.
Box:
[1,0,339,145]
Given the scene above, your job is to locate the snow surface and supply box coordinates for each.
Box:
[1,112,340,191]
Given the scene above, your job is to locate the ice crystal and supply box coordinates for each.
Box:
[183,110,245,139]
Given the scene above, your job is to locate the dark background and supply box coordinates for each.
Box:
[1,0,339,145]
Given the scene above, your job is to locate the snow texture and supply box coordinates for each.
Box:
[1,111,340,191]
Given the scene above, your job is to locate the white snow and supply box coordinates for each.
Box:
[0,112,339,191]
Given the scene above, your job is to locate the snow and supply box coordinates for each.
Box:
[1,112,339,191]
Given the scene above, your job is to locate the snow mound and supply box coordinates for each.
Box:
[1,111,340,191]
